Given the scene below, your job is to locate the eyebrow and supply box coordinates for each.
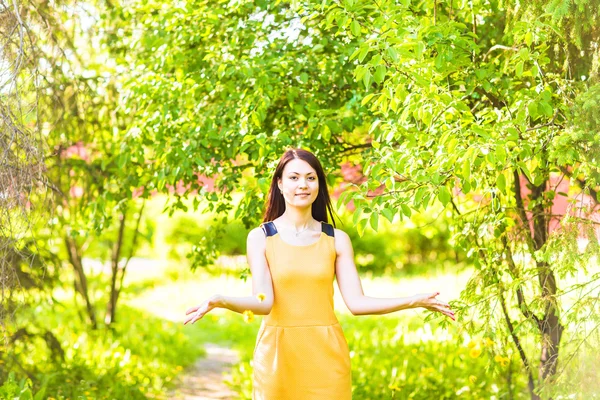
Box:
[288,171,316,175]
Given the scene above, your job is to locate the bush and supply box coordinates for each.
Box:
[161,202,462,277]
[337,208,463,276]
[0,303,205,399]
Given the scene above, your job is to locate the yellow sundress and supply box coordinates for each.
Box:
[252,221,352,399]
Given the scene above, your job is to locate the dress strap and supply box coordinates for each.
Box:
[261,222,278,237]
[321,222,334,237]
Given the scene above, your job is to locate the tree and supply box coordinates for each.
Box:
[110,0,599,397]
[1,0,151,333]
[0,0,49,333]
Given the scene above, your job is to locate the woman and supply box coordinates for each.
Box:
[184,148,455,399]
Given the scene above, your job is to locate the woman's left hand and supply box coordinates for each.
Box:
[412,292,455,321]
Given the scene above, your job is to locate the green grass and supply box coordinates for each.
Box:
[128,269,600,400]
[4,264,599,399]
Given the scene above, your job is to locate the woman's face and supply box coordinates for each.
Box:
[277,159,319,207]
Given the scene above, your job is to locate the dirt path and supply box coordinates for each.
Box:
[169,342,240,400]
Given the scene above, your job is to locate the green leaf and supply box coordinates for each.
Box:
[299,72,309,83]
[369,119,381,134]
[525,31,533,47]
[447,138,458,153]
[517,162,533,183]
[415,41,425,58]
[374,65,387,84]
[355,65,367,81]
[496,145,506,165]
[358,45,370,62]
[515,61,524,77]
[350,20,361,37]
[382,207,394,223]
[352,206,362,226]
[438,186,451,207]
[414,186,426,208]
[251,111,261,127]
[357,217,368,237]
[528,101,539,120]
[361,93,376,106]
[532,64,539,77]
[369,212,379,231]
[400,203,412,218]
[496,173,506,194]
[462,158,471,182]
[387,46,399,62]
[539,101,553,117]
[363,70,372,89]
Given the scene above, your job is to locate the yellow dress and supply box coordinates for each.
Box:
[252,221,352,400]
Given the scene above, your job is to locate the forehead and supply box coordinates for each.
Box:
[282,158,317,175]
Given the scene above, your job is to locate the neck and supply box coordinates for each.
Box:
[280,207,314,230]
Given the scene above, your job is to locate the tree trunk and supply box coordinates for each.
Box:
[530,179,564,383]
[105,201,145,326]
[65,236,97,329]
[105,210,127,325]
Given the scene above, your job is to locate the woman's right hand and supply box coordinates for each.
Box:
[412,292,455,321]
[184,295,222,325]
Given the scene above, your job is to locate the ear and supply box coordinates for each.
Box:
[277,177,282,191]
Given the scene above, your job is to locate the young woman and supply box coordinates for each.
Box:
[184,148,455,399]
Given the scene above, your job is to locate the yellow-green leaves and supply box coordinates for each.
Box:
[373,65,387,84]
[350,20,361,37]
[437,186,451,207]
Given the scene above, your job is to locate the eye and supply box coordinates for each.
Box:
[290,176,297,180]
[309,177,316,180]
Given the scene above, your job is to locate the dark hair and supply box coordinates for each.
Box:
[262,148,336,227]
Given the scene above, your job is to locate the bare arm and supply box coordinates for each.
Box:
[334,229,454,320]
[184,227,274,324]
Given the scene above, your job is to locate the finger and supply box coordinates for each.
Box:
[186,306,200,315]
[439,307,454,317]
[185,312,203,325]
[185,311,200,323]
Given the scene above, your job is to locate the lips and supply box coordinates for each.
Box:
[296,193,310,196]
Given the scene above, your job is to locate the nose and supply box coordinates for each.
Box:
[298,178,308,188]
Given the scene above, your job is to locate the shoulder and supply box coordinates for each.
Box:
[332,227,353,254]
[247,226,267,246]
[333,227,350,241]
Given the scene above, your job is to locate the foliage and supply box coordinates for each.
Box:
[166,213,250,260]
[2,0,597,398]
[340,206,462,275]
[104,0,600,396]
[1,0,156,333]
[0,373,46,400]
[0,299,204,399]
[162,200,460,275]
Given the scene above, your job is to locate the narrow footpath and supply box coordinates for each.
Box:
[169,342,240,400]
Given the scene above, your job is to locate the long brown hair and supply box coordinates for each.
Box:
[262,148,336,226]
